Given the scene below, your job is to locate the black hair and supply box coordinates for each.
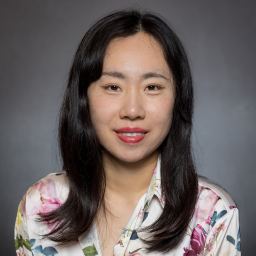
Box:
[39,8,198,253]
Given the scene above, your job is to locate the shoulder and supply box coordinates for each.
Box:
[197,177,241,255]
[20,171,69,221]
[198,176,237,211]
[193,176,237,227]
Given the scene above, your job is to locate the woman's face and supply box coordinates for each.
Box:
[87,32,175,163]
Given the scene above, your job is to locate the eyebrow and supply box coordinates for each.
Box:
[102,71,170,81]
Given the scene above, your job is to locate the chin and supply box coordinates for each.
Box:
[111,152,143,163]
[110,149,156,164]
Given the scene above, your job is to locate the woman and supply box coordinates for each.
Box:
[15,9,241,256]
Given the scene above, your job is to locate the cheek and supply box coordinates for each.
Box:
[89,96,117,130]
[148,96,174,129]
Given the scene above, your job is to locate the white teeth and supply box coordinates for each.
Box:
[119,132,144,137]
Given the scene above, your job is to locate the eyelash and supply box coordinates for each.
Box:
[103,85,163,91]
[145,85,163,91]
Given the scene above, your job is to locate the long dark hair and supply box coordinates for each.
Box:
[39,8,198,253]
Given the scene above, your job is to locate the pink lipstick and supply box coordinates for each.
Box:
[115,127,148,144]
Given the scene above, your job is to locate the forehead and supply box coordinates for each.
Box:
[106,32,163,52]
[102,32,171,78]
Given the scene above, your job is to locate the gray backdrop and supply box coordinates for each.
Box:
[1,0,255,254]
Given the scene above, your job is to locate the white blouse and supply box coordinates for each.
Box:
[15,155,241,256]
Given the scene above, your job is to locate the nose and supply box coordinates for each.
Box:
[119,87,145,120]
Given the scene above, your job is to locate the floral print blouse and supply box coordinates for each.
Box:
[15,154,241,256]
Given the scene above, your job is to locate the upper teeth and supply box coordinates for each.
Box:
[119,133,144,136]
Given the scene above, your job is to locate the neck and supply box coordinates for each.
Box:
[102,150,159,201]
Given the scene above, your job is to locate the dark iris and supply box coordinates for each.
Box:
[111,85,118,90]
[148,85,156,90]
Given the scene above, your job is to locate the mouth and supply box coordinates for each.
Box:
[115,131,148,143]
[115,127,148,133]
[116,132,147,137]
[115,127,148,143]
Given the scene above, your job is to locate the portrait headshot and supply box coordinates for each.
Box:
[0,1,255,255]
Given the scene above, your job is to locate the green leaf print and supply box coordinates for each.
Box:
[143,200,149,210]
[15,236,21,250]
[226,235,235,245]
[23,239,31,251]
[217,210,227,220]
[43,246,59,256]
[33,245,43,253]
[82,244,98,256]
[129,248,142,254]
[237,227,240,240]
[142,212,149,222]
[226,231,241,252]
[236,241,241,251]
[14,235,31,251]
[210,210,227,227]
[30,239,36,248]
[130,231,139,240]
[29,241,59,256]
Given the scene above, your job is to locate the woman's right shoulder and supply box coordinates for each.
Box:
[19,171,70,222]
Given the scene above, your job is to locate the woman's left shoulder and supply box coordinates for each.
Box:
[195,177,241,255]
[198,176,237,211]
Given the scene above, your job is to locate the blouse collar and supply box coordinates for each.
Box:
[143,153,165,210]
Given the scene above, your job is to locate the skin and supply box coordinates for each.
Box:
[87,32,175,256]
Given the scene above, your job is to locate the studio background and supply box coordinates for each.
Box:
[0,0,255,254]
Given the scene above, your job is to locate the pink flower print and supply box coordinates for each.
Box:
[229,206,236,209]
[183,247,197,256]
[183,224,206,256]
[138,207,143,219]
[41,195,62,213]
[155,182,161,189]
[158,193,165,205]
[26,197,44,219]
[194,189,219,224]
[204,242,214,253]
[190,224,206,253]
[26,178,64,222]
[16,247,25,256]
[210,223,226,240]
[211,227,218,237]
[218,223,225,231]
[205,216,211,225]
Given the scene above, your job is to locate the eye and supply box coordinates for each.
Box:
[145,85,163,91]
[103,85,121,91]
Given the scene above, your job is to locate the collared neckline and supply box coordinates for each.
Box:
[143,153,165,210]
[78,153,164,256]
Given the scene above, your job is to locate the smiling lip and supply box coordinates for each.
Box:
[115,127,148,144]
[116,127,148,133]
